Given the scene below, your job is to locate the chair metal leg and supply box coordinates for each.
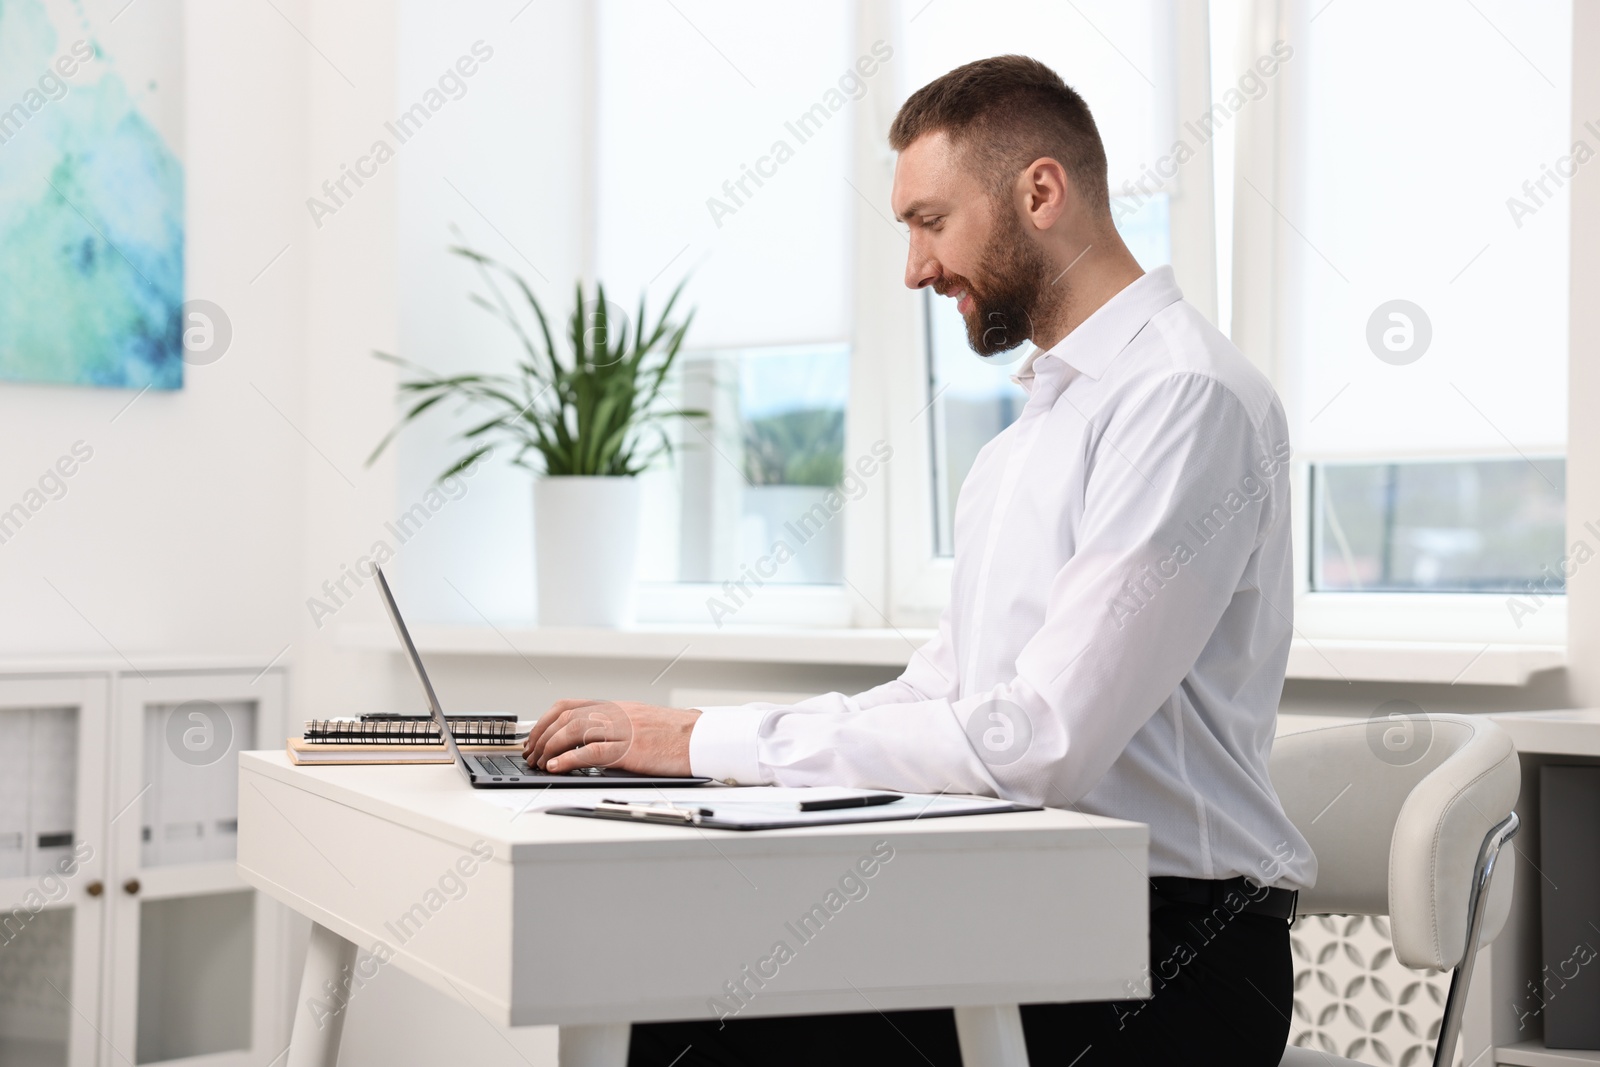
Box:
[1433,811,1519,1067]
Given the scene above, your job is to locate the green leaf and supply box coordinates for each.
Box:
[439,445,493,481]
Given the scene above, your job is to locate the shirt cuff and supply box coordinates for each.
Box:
[688,705,767,784]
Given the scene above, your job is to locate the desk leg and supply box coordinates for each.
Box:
[954,1004,1031,1067]
[286,922,359,1067]
[559,1023,630,1067]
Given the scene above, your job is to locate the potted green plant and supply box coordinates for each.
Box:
[369,244,700,626]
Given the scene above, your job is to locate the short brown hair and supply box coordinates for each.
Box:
[888,55,1110,214]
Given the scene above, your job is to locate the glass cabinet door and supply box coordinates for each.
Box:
[0,675,111,1067]
[108,671,289,1067]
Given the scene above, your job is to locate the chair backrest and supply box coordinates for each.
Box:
[1270,714,1519,971]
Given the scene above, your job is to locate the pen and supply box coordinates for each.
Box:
[798,793,902,812]
[595,799,714,824]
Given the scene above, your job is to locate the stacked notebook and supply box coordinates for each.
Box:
[288,714,529,766]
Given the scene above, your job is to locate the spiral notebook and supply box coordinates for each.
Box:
[302,714,522,745]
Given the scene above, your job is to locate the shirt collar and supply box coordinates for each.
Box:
[1009,266,1185,392]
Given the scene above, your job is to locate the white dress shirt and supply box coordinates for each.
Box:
[691,266,1316,889]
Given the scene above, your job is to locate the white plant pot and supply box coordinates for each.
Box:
[533,476,641,626]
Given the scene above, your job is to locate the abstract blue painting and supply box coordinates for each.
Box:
[0,0,184,390]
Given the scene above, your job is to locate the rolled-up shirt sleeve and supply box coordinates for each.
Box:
[691,374,1281,803]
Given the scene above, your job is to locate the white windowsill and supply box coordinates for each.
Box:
[1286,639,1564,686]
[340,622,1565,685]
[339,622,939,667]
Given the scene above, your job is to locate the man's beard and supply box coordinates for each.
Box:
[945,206,1057,358]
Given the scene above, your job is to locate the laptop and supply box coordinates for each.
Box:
[374,567,710,789]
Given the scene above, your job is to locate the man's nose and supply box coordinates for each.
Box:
[905,242,939,291]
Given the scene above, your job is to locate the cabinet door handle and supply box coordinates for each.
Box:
[85,880,104,897]
[122,878,141,896]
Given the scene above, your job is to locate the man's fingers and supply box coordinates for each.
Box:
[532,698,600,736]
[527,699,604,764]
[525,707,569,764]
[545,739,631,773]
[536,706,634,769]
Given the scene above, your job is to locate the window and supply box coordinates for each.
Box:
[406,1,1577,642]
[593,0,861,619]
[1242,0,1573,638]
[1312,458,1566,593]
[602,0,1200,623]
[637,344,851,589]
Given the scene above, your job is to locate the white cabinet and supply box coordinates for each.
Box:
[0,674,109,1067]
[0,666,292,1067]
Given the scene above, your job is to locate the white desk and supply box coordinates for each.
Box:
[236,752,1150,1067]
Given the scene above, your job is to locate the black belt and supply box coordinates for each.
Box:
[1149,875,1299,923]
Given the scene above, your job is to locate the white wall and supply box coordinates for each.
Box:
[289,0,406,728]
[0,0,311,662]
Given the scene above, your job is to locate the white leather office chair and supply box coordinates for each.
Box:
[1271,715,1520,1067]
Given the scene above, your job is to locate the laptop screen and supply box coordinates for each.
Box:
[372,567,470,775]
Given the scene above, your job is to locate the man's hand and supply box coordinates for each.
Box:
[523,699,702,776]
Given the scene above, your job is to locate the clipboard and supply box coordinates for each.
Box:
[546,792,1040,830]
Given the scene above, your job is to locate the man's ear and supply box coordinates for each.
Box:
[1022,157,1070,230]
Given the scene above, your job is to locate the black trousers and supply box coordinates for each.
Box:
[627,898,1292,1067]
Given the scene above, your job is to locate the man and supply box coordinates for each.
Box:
[528,55,1314,1066]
